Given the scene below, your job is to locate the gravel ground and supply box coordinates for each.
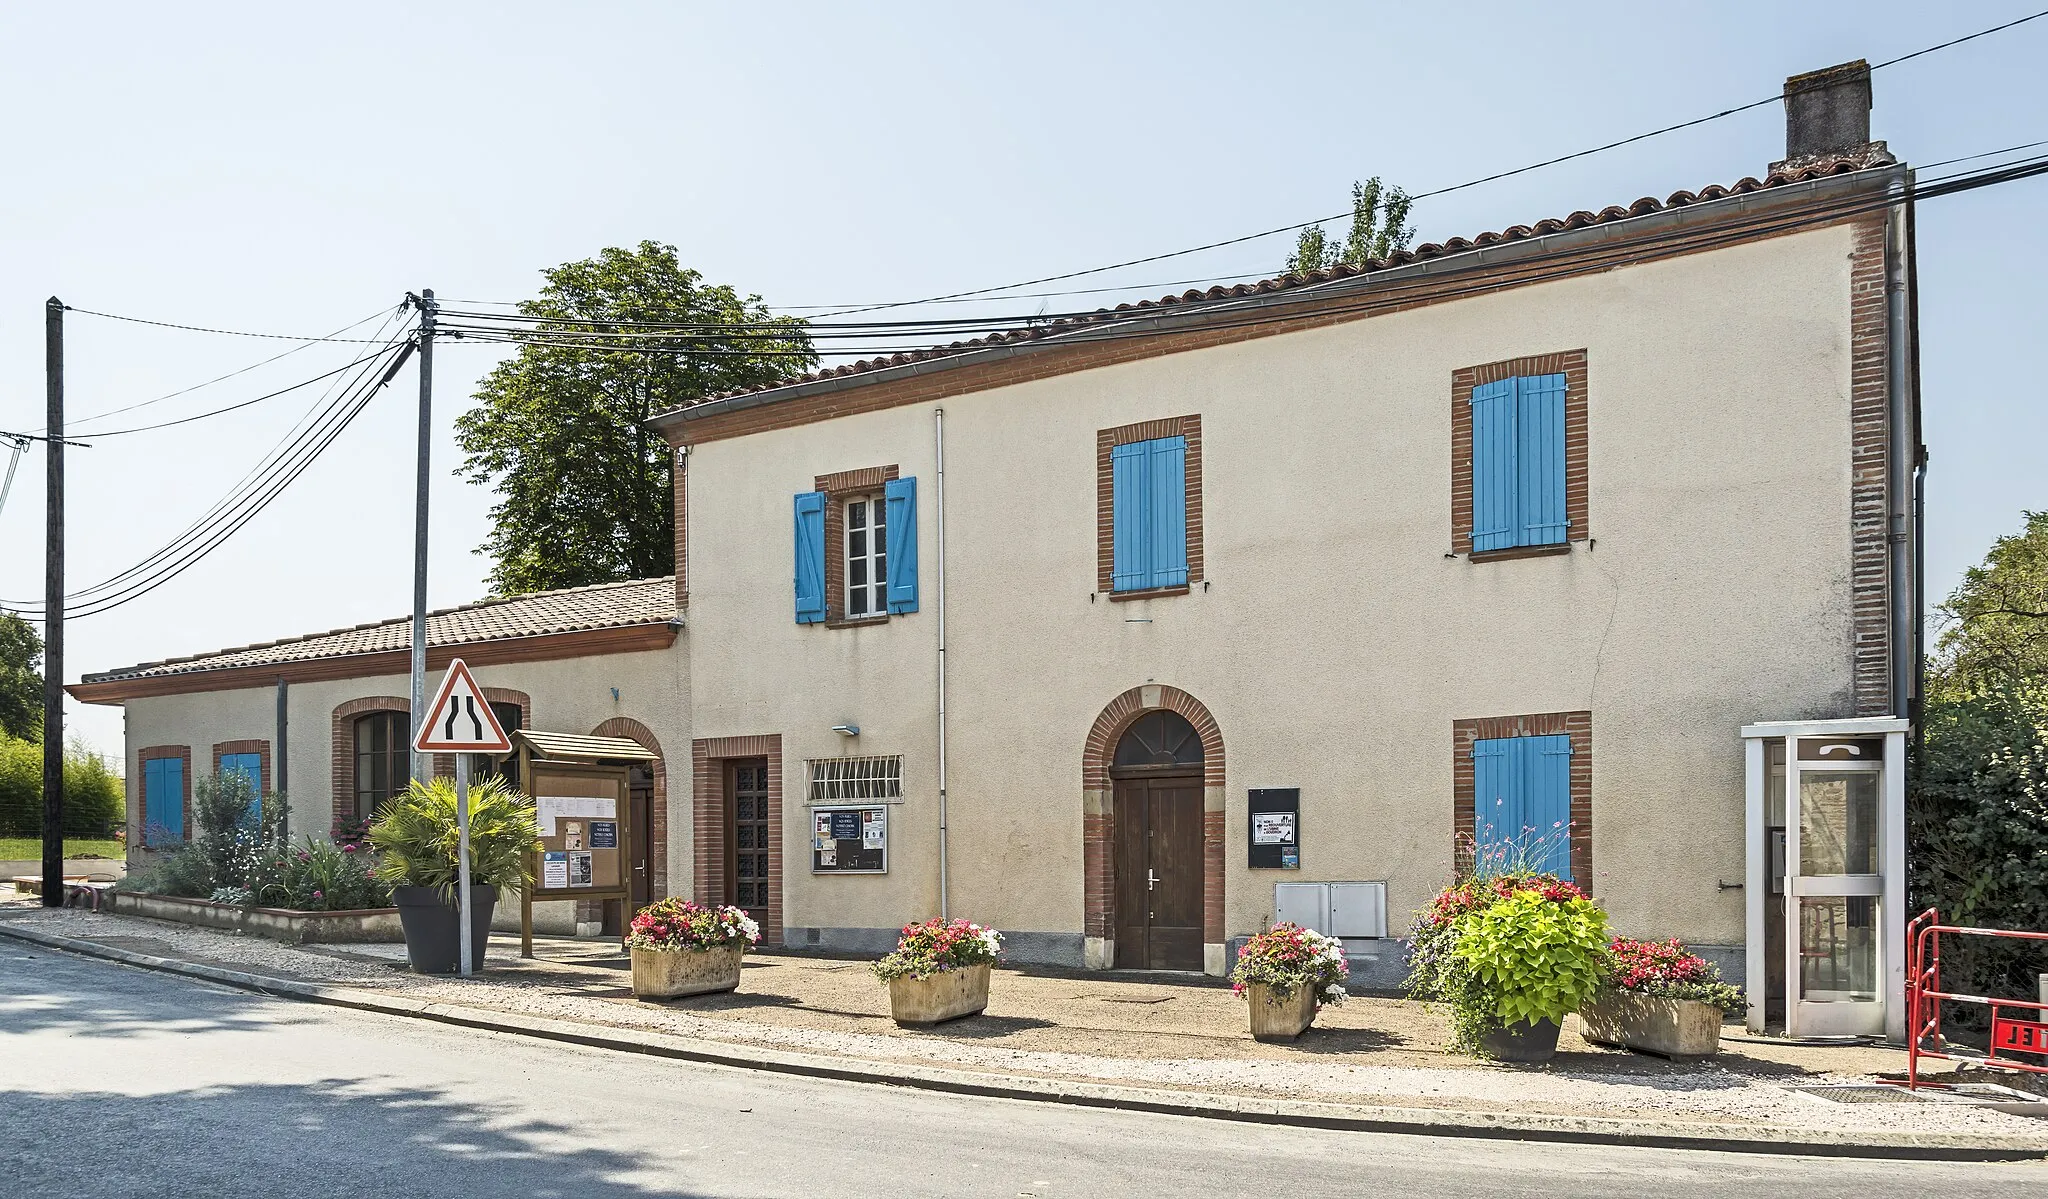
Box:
[6,897,2041,1137]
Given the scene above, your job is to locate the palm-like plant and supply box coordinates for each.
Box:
[368,776,539,898]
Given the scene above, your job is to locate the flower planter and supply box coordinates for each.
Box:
[392,884,497,974]
[632,944,745,1000]
[1578,991,1723,1058]
[1480,1016,1562,1063]
[1247,982,1318,1041]
[103,891,402,944]
[888,962,991,1026]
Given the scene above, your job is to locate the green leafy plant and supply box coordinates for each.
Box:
[1451,889,1610,1030]
[872,918,1002,982]
[1407,873,1607,1054]
[245,838,391,912]
[369,776,538,897]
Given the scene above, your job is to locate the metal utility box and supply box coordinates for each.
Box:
[1272,881,1388,942]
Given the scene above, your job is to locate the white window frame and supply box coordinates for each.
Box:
[843,493,888,619]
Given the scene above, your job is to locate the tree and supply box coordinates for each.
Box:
[1284,176,1416,275]
[0,612,41,741]
[1932,509,2048,694]
[456,242,816,595]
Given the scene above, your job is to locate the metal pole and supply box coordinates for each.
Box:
[274,677,289,841]
[41,298,64,907]
[456,751,473,977]
[408,290,435,782]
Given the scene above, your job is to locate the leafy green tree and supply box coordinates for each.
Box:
[1285,176,1416,275]
[0,612,41,741]
[456,241,816,595]
[1932,509,2048,694]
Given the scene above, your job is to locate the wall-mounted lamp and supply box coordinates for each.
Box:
[831,724,861,737]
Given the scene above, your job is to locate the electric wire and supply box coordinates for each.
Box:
[72,348,406,438]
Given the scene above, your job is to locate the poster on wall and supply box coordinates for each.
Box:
[567,851,594,888]
[812,805,887,873]
[1248,788,1301,870]
[542,851,569,889]
[1252,812,1296,845]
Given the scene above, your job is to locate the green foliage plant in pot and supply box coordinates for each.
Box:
[369,776,538,974]
[626,898,760,1000]
[872,918,1002,1026]
[1407,873,1609,1062]
[1230,922,1349,1041]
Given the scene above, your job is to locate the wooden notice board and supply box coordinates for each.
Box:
[519,756,633,954]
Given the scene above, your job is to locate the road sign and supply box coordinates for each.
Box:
[412,658,511,754]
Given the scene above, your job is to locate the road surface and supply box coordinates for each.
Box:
[1,942,2038,1198]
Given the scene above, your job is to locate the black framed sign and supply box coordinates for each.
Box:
[811,804,887,873]
[1248,788,1300,869]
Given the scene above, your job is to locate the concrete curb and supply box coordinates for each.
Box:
[6,922,2046,1163]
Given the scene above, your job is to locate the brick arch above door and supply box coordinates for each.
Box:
[1080,684,1226,973]
[591,716,669,899]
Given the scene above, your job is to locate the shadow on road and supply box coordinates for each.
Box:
[0,946,293,1040]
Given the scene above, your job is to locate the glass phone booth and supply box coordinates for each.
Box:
[1741,718,1908,1042]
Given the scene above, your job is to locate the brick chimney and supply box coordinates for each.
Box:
[1772,60,1893,173]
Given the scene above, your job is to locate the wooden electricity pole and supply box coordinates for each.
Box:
[42,297,64,906]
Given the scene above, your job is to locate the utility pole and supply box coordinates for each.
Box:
[42,297,63,907]
[408,289,435,783]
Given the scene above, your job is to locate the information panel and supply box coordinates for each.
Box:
[1247,788,1300,869]
[526,763,629,900]
[812,804,887,873]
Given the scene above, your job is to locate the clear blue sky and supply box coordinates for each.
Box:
[2,1,2043,759]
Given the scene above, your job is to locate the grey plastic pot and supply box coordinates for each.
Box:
[391,884,498,974]
[1480,1016,1562,1063]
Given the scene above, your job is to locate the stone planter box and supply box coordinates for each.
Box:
[888,962,991,1026]
[105,891,402,944]
[1246,982,1319,1041]
[632,945,745,1000]
[1578,991,1724,1058]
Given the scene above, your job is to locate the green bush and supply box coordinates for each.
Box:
[243,838,390,911]
[0,733,124,838]
[118,843,216,898]
[370,776,538,897]
[1450,889,1611,1029]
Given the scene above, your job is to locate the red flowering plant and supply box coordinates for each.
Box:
[1230,923,1348,1006]
[1605,937,1745,1012]
[872,918,1003,982]
[626,898,761,953]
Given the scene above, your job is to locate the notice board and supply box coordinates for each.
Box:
[1247,788,1300,869]
[811,804,887,873]
[525,761,631,901]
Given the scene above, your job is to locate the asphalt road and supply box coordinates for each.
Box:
[1,943,2039,1199]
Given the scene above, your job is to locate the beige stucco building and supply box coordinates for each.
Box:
[76,64,1924,1010]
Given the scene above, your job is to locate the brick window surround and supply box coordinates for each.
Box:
[592,716,670,900]
[331,696,409,828]
[1081,685,1226,963]
[1450,351,1590,560]
[136,744,193,846]
[1096,415,1203,599]
[812,463,900,627]
[691,734,783,945]
[1451,710,1593,889]
[211,739,271,795]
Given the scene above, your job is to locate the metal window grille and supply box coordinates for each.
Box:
[808,756,903,802]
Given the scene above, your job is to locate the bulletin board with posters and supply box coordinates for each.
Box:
[811,804,887,874]
[520,757,633,949]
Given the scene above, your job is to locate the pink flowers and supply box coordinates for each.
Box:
[873,918,1003,981]
[626,899,761,952]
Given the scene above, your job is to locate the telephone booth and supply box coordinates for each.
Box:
[1741,717,1908,1041]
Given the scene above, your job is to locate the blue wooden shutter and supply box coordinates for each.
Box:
[1472,736,1516,873]
[222,752,263,822]
[884,476,918,614]
[1150,435,1188,588]
[1522,733,1574,880]
[1110,442,1149,591]
[145,757,185,845]
[1469,379,1518,551]
[793,491,826,624]
[1516,373,1568,546]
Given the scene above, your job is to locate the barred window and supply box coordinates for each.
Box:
[808,755,903,802]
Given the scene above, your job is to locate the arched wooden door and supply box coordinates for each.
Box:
[1111,711,1206,970]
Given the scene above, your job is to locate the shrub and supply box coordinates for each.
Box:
[118,843,216,898]
[1407,872,1607,1053]
[1230,923,1348,1005]
[626,899,759,952]
[244,838,390,911]
[872,918,1002,982]
[1606,937,1744,1013]
[0,733,125,838]
[370,776,538,897]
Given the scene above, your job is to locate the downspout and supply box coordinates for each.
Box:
[1907,191,1928,758]
[1884,169,1914,723]
[274,676,289,840]
[934,407,949,921]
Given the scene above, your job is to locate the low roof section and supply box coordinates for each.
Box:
[71,576,680,704]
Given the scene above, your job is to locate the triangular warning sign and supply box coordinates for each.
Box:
[413,658,513,753]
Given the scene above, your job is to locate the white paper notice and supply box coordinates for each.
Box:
[542,852,569,888]
[536,795,617,836]
[1251,812,1296,845]
[862,813,885,848]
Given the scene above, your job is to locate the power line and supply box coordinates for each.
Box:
[74,346,407,438]
[61,304,417,343]
[1870,7,2048,68]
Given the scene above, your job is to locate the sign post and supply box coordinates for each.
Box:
[412,658,512,977]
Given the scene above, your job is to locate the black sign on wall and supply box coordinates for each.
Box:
[1248,788,1300,869]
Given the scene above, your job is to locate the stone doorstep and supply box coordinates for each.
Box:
[5,921,2047,1161]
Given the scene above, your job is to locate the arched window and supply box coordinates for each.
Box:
[1112,710,1204,772]
[353,710,411,820]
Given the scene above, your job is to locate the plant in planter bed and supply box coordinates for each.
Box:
[872,918,1003,1026]
[369,776,538,974]
[626,898,760,1000]
[1407,873,1610,1062]
[240,838,390,912]
[1579,937,1744,1057]
[1230,922,1348,1041]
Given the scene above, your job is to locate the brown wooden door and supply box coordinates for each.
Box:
[1112,775,1205,970]
[724,759,771,925]
[628,763,654,912]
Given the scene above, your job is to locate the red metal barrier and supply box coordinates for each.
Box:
[1904,907,2048,1090]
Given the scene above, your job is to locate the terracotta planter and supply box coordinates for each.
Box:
[631,944,746,1000]
[888,962,991,1025]
[1480,1016,1562,1063]
[1247,982,1319,1041]
[1578,991,1724,1058]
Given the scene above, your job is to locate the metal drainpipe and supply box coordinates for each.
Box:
[1885,172,1914,722]
[934,407,949,921]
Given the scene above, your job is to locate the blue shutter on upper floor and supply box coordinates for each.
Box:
[884,475,918,614]
[1472,737,1516,873]
[1522,733,1574,880]
[1110,442,1149,591]
[1111,435,1188,592]
[793,491,827,624]
[1149,435,1189,588]
[1469,379,1518,551]
[1516,373,1568,546]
